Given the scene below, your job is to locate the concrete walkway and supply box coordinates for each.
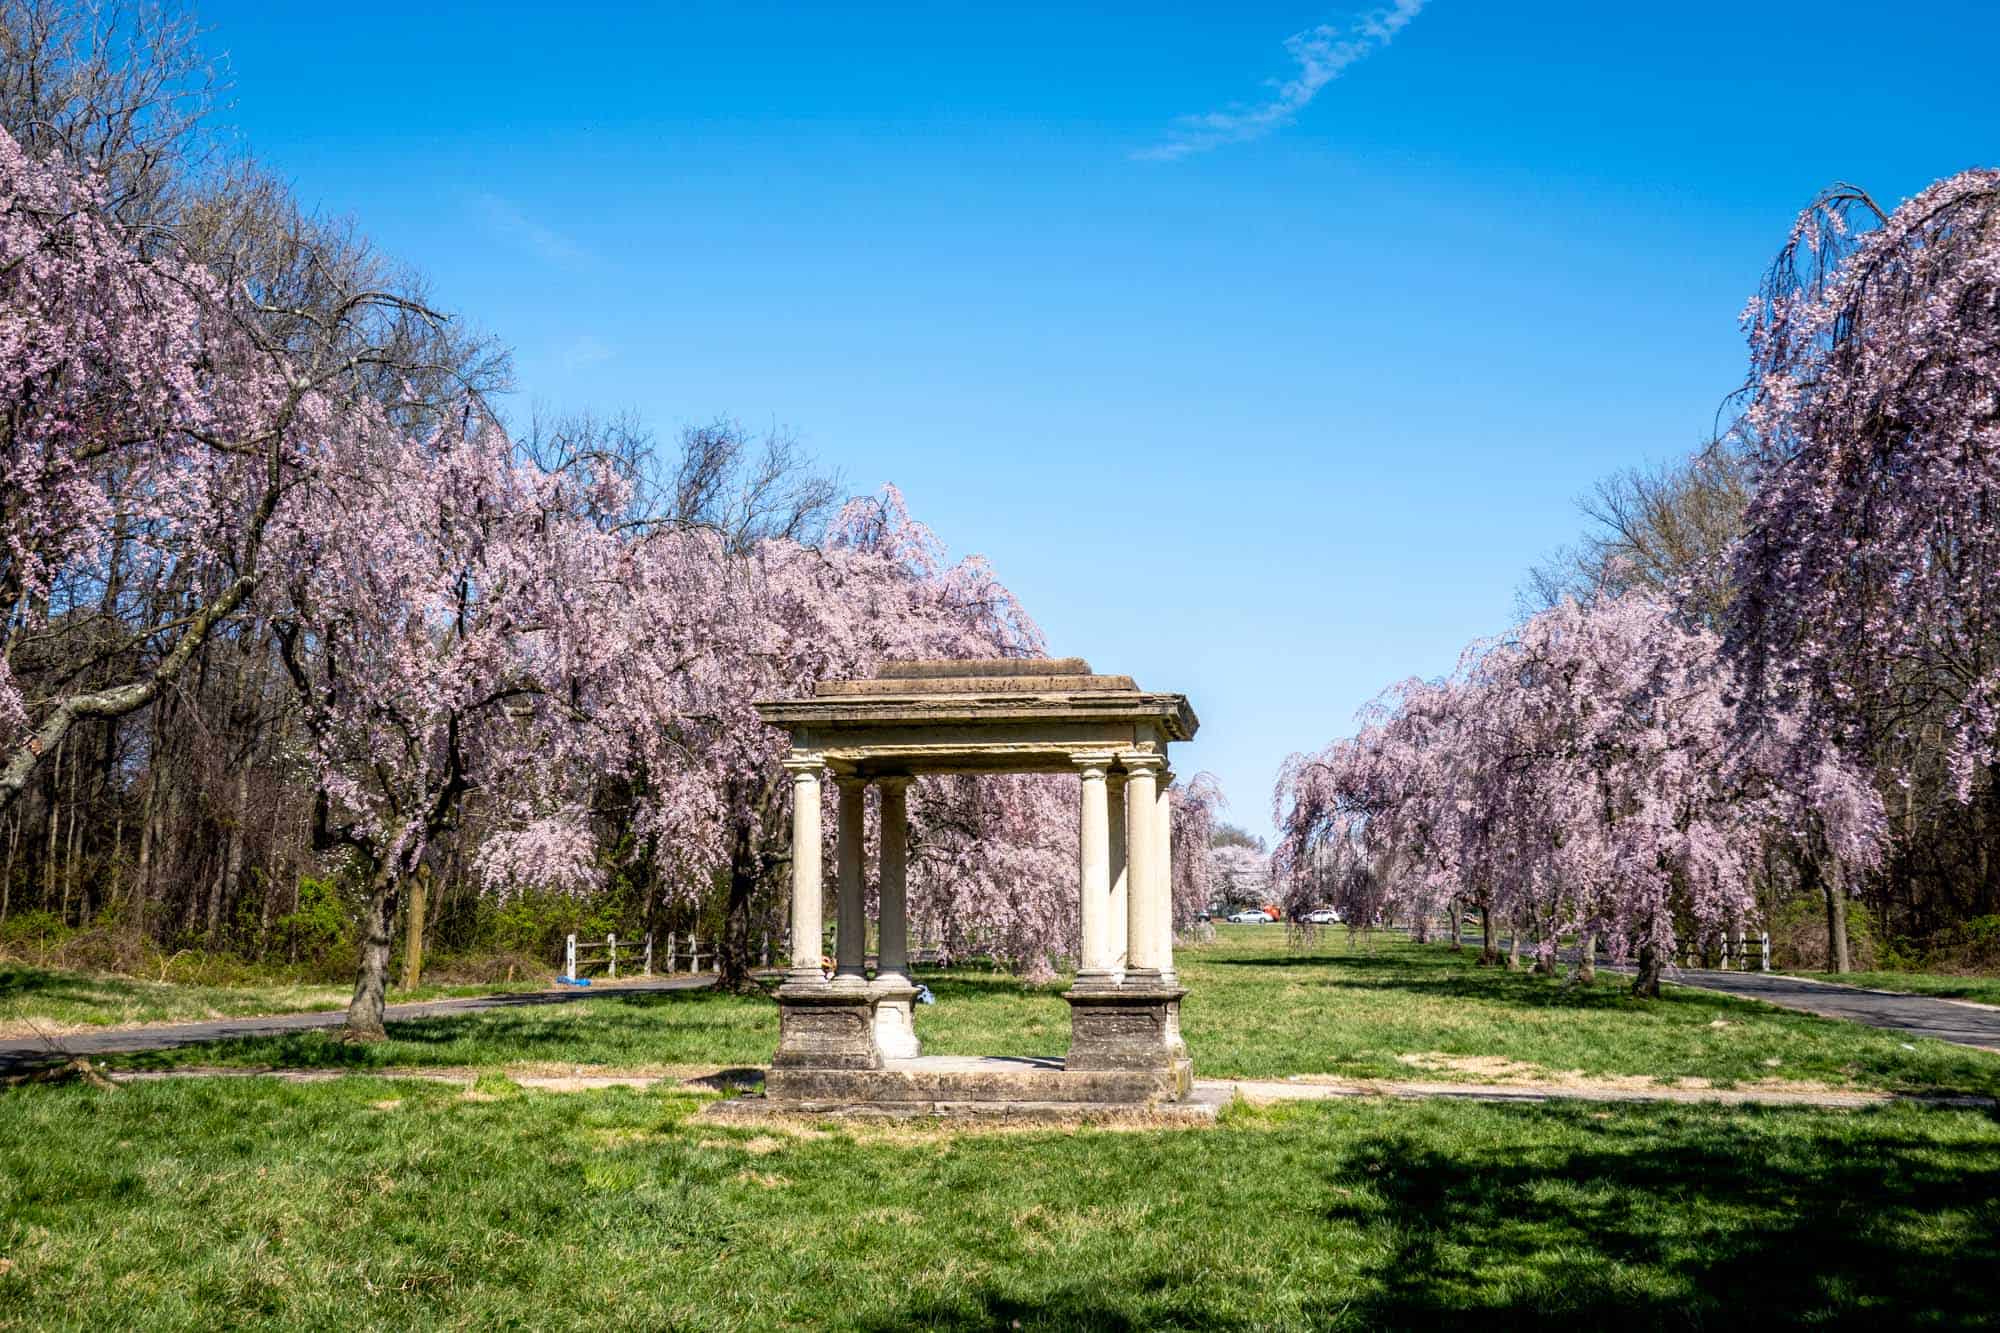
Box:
[0,974,714,1076]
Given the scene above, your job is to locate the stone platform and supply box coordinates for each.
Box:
[706,1055,1224,1123]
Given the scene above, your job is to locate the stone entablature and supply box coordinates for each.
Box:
[757,659,1197,777]
[748,658,1200,1109]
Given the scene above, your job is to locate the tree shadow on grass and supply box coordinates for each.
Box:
[97,985,772,1073]
[918,973,1066,1002]
[0,964,140,1012]
[1319,1104,2000,1328]
[1211,951,1718,1010]
[848,1104,2000,1330]
[853,1278,1261,1332]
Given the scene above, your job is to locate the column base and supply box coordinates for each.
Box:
[1062,983,1191,1097]
[871,974,922,1060]
[772,981,884,1071]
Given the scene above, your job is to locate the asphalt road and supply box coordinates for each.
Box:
[1630,964,2000,1052]
[0,973,715,1076]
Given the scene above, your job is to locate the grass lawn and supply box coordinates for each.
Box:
[92,926,2000,1098]
[0,964,558,1035]
[2,1077,1997,1328]
[1784,968,2000,1008]
[9,927,2000,1327]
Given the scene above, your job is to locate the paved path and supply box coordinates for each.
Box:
[0,974,715,1076]
[1644,966,2000,1052]
[1434,928,2000,1053]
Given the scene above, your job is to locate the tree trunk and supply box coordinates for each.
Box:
[0,813,14,923]
[209,762,252,949]
[400,866,429,990]
[344,863,400,1041]
[1822,855,1852,974]
[1632,938,1664,998]
[1506,925,1523,971]
[1574,930,1598,985]
[1447,899,1464,951]
[134,744,160,938]
[63,750,83,921]
[716,805,764,994]
[1531,915,1555,974]
[46,737,64,920]
[1478,904,1499,966]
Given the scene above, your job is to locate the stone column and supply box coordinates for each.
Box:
[1065,748,1189,1098]
[872,777,920,1058]
[784,755,827,985]
[1073,752,1118,989]
[877,779,910,981]
[833,775,868,987]
[1107,771,1129,978]
[1155,767,1178,986]
[1121,754,1163,982]
[770,755,883,1076]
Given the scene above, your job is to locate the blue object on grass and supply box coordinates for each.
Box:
[557,976,591,987]
[914,983,935,1005]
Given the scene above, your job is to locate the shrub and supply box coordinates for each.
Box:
[1766,895,1880,971]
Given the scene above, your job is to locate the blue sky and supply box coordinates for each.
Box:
[203,1,1998,841]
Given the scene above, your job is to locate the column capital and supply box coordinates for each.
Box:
[1071,749,1118,778]
[877,774,913,793]
[832,771,870,791]
[1118,751,1166,776]
[782,752,825,778]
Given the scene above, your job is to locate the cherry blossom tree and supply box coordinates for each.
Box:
[1727,170,2000,944]
[613,485,1064,988]
[266,410,629,1038]
[1210,844,1272,909]
[0,126,461,822]
[1170,772,1224,932]
[1276,592,1884,995]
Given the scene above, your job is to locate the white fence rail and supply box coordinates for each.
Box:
[562,932,650,982]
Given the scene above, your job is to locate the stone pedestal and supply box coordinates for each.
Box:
[871,977,921,1059]
[729,1055,1226,1122]
[772,983,883,1071]
[1062,984,1192,1099]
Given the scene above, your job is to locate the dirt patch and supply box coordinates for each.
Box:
[1227,1063,1981,1108]
[501,1062,761,1092]
[0,1019,96,1040]
[512,1074,658,1092]
[1391,1052,1739,1093]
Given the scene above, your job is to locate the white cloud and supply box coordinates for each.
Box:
[556,334,614,372]
[473,193,594,268]
[1136,1,1428,162]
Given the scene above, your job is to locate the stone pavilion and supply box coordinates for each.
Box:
[740,657,1202,1114]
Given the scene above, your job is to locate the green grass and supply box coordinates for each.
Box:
[9,926,2000,1326]
[0,964,557,1033]
[2,1076,1997,1329]
[93,926,2000,1098]
[1784,968,2000,1007]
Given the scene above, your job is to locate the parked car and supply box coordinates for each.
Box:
[1299,908,1341,925]
[1226,909,1275,924]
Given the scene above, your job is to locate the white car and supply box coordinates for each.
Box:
[1300,908,1341,925]
[1226,909,1274,924]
